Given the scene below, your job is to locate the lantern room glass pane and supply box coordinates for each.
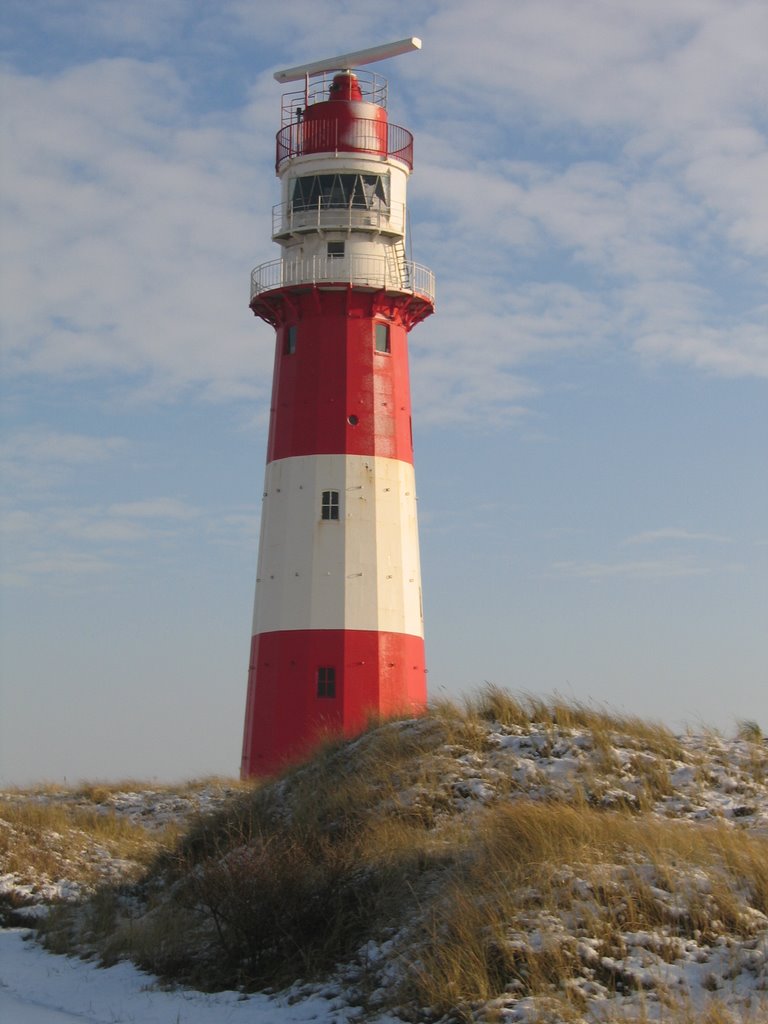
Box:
[290,173,388,212]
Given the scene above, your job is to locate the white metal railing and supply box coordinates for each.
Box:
[280,69,388,128]
[272,200,405,238]
[275,118,413,172]
[250,254,435,305]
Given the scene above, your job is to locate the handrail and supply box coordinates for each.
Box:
[280,69,388,127]
[276,119,413,173]
[250,254,435,305]
[272,199,405,237]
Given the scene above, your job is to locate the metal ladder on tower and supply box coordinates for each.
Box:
[387,237,411,292]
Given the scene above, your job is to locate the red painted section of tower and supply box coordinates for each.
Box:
[275,70,414,171]
[279,70,390,169]
[263,291,417,463]
[242,629,426,776]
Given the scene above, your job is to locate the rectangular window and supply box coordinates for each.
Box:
[321,489,340,520]
[285,325,297,355]
[317,666,336,698]
[375,322,390,353]
[327,241,345,258]
[291,173,389,212]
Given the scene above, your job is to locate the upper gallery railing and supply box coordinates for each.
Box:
[276,119,413,172]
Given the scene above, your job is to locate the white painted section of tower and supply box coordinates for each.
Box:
[279,155,410,214]
[278,159,409,255]
[253,455,423,636]
[273,155,413,292]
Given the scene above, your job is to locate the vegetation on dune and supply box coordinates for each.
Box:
[0,799,167,894]
[5,689,767,1023]
[0,777,240,923]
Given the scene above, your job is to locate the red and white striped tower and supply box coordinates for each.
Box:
[241,39,434,777]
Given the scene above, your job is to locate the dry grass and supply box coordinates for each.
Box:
[406,800,768,1019]
[41,720,460,987]
[465,684,684,760]
[737,720,764,744]
[0,778,243,925]
[0,798,169,885]
[587,997,768,1023]
[2,775,245,798]
[23,694,768,1021]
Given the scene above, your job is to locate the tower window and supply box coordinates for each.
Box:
[291,173,388,212]
[375,323,390,353]
[317,666,336,698]
[285,325,297,355]
[327,241,345,259]
[321,490,340,520]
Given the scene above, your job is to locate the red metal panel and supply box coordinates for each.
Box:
[264,290,417,464]
[276,119,414,172]
[240,629,427,777]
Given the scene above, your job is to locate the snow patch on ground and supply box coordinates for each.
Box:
[0,928,399,1023]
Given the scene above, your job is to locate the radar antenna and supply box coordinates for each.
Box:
[274,37,422,84]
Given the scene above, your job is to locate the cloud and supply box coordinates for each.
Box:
[634,324,768,379]
[410,0,768,391]
[410,281,611,423]
[551,558,714,581]
[0,429,127,464]
[1,0,766,427]
[107,498,199,520]
[0,430,194,584]
[0,418,258,587]
[2,0,229,58]
[0,58,275,398]
[1,550,116,586]
[624,528,732,545]
[1,499,195,586]
[0,429,129,495]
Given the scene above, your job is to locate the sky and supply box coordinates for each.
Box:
[1,0,766,785]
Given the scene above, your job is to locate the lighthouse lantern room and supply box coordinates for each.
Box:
[241,38,434,777]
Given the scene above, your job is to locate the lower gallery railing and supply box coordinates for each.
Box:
[250,254,435,304]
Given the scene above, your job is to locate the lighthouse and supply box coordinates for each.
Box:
[240,38,435,777]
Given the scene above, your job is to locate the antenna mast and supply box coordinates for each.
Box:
[274,36,422,83]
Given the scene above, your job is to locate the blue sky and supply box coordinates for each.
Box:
[1,0,766,785]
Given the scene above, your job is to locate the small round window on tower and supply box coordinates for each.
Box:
[348,414,359,426]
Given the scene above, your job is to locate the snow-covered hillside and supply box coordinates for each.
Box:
[2,696,767,1023]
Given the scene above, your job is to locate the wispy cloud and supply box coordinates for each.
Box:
[108,498,200,520]
[0,430,127,465]
[0,494,257,587]
[634,325,768,379]
[1,551,116,587]
[624,528,733,545]
[2,0,766,424]
[0,58,275,399]
[0,430,130,494]
[551,558,713,581]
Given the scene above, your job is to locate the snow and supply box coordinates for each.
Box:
[2,721,767,1023]
[0,928,399,1023]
